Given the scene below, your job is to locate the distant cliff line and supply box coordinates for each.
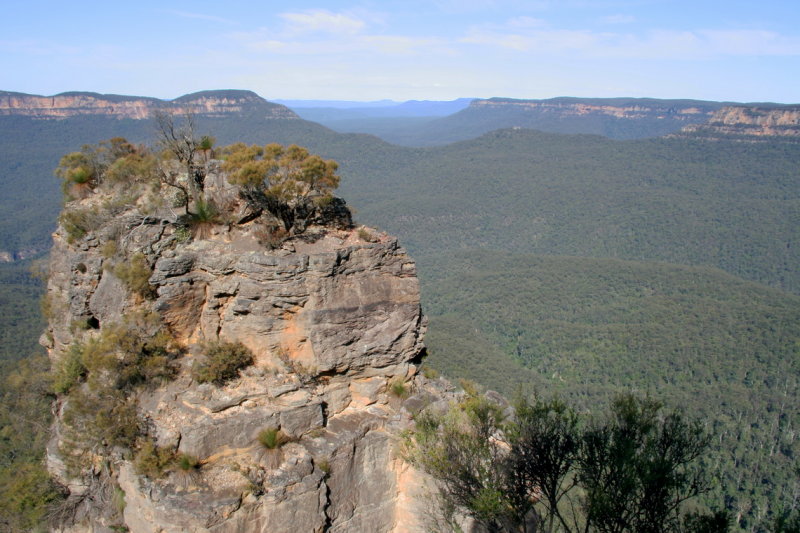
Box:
[0,89,299,120]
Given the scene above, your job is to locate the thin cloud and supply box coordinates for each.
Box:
[233,32,444,57]
[231,10,447,57]
[279,9,365,35]
[164,10,237,25]
[460,24,800,59]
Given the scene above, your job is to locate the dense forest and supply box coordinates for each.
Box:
[0,103,797,529]
[419,251,799,529]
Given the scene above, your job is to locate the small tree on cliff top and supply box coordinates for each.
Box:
[154,111,211,215]
[221,142,340,232]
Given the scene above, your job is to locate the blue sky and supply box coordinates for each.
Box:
[2,0,799,103]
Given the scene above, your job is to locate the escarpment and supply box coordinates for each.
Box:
[0,89,298,120]
[43,137,451,532]
[676,104,800,141]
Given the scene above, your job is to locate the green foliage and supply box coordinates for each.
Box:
[59,207,106,243]
[0,261,46,364]
[406,393,724,533]
[420,251,800,529]
[198,135,215,152]
[357,227,375,242]
[0,463,64,531]
[175,453,199,472]
[101,240,117,259]
[104,150,156,186]
[191,341,254,385]
[0,354,63,531]
[52,342,86,394]
[221,142,340,231]
[258,428,289,450]
[56,313,179,476]
[55,137,156,198]
[405,392,513,531]
[113,253,156,299]
[316,458,331,474]
[190,198,219,224]
[112,486,126,514]
[62,387,140,453]
[133,440,174,479]
[55,149,100,190]
[349,130,800,294]
[506,396,581,533]
[188,198,221,239]
[420,364,440,379]
[580,395,710,533]
[389,378,410,399]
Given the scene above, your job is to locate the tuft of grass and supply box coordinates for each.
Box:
[112,486,126,513]
[101,240,118,259]
[421,365,440,379]
[389,378,410,399]
[191,198,219,223]
[357,227,375,242]
[175,453,199,471]
[258,428,289,450]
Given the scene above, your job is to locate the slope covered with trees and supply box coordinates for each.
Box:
[0,99,798,529]
[344,129,800,294]
[419,250,800,530]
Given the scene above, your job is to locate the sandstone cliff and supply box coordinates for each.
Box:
[0,90,298,120]
[42,145,451,532]
[677,104,800,140]
[470,97,718,121]
[423,97,728,141]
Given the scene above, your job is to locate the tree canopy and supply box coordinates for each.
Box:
[221,142,340,231]
[405,390,728,533]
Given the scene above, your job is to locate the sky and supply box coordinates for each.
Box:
[2,0,799,103]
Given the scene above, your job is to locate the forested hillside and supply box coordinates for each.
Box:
[417,251,799,529]
[346,129,800,294]
[4,112,798,295]
[0,100,797,529]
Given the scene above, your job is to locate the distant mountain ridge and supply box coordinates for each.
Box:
[0,89,299,120]
[398,96,728,144]
[341,96,800,145]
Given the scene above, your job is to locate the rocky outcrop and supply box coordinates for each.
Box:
[0,89,298,120]
[43,157,450,532]
[677,105,800,140]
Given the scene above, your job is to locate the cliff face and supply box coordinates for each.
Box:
[432,97,727,141]
[43,153,449,532]
[678,105,800,140]
[471,97,717,121]
[0,90,298,120]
